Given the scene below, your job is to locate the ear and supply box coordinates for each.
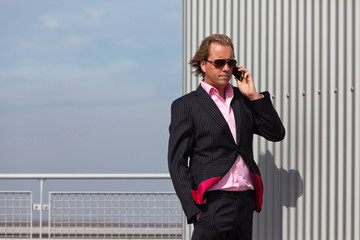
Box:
[200,60,206,74]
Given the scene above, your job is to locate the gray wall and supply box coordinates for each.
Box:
[182,0,360,239]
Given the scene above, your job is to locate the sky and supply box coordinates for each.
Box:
[0,0,183,175]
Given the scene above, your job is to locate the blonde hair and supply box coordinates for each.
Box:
[189,34,234,77]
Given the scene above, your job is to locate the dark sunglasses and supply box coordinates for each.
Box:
[204,59,237,68]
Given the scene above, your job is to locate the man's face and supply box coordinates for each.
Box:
[201,42,235,89]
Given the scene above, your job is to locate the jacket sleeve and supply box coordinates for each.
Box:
[250,91,286,141]
[168,98,201,223]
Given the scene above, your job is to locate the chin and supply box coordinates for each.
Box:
[218,78,230,84]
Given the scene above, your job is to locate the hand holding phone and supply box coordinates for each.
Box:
[232,67,244,81]
[233,67,262,100]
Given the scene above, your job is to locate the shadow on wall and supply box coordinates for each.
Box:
[253,150,304,240]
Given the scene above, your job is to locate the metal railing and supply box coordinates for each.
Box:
[0,191,32,238]
[0,174,187,239]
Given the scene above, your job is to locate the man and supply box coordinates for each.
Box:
[168,34,285,240]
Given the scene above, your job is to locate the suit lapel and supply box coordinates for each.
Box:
[231,88,242,145]
[195,85,235,143]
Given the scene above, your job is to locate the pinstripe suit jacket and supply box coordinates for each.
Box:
[168,85,285,223]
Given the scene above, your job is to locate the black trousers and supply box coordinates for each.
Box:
[191,190,255,240]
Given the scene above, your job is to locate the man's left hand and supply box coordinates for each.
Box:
[234,66,262,101]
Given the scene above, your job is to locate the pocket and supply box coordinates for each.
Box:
[196,210,206,224]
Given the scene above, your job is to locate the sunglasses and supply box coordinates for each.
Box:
[204,59,237,68]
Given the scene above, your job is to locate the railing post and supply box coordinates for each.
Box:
[32,179,45,239]
[39,179,44,240]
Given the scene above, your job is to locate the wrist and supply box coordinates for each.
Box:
[248,93,262,101]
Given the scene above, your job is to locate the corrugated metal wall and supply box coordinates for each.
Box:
[182,0,360,239]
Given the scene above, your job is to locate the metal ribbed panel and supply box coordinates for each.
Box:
[182,0,360,239]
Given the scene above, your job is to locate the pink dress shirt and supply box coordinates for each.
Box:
[200,80,254,192]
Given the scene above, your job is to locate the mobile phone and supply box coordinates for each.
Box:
[232,68,244,81]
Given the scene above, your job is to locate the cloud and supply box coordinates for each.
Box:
[0,58,146,110]
[41,15,59,28]
[85,8,105,26]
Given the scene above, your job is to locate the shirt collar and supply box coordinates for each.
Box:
[200,80,234,99]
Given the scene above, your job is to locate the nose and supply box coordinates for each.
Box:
[222,63,231,71]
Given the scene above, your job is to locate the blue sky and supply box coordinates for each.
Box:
[0,0,182,174]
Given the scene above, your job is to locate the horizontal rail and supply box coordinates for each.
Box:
[0,173,171,180]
